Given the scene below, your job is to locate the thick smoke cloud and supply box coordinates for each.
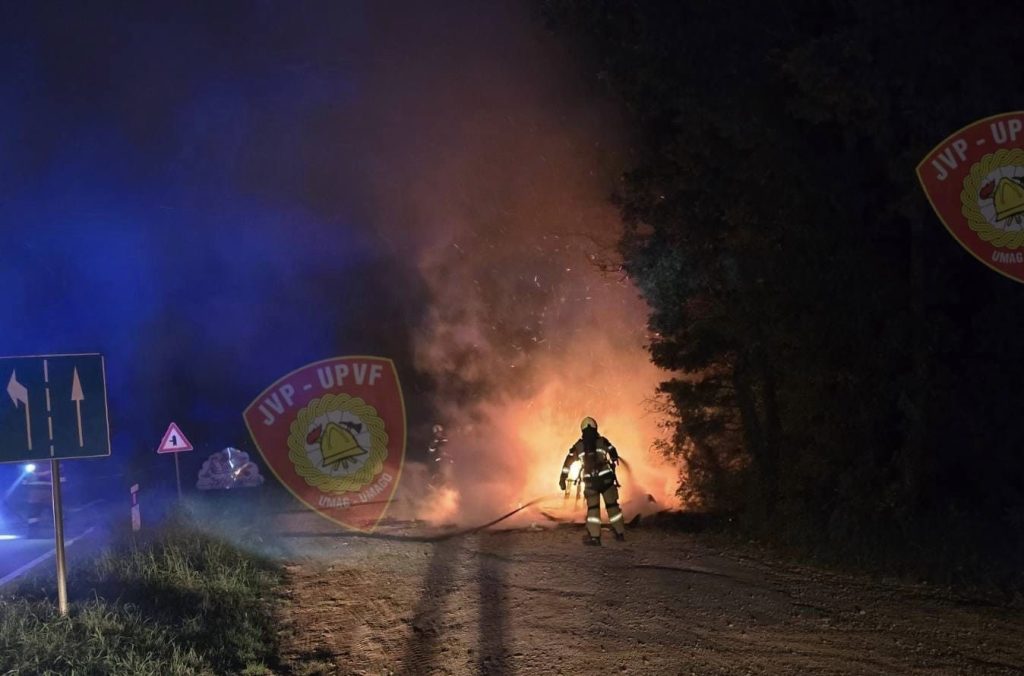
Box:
[312,2,681,520]
[0,1,680,517]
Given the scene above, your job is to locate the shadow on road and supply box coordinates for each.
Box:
[478,535,510,675]
[399,540,460,675]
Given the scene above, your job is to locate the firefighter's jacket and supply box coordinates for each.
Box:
[560,436,619,490]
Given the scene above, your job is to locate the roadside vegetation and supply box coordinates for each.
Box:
[0,514,282,675]
[544,0,1024,597]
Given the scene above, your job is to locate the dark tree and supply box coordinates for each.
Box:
[545,0,1024,590]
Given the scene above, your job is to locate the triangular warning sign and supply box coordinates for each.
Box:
[157,422,193,454]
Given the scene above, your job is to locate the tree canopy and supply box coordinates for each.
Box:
[545,0,1024,590]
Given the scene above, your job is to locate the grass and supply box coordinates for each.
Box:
[0,513,283,675]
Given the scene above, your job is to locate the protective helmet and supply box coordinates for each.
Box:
[580,416,598,431]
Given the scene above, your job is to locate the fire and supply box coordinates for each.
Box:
[420,484,460,525]
[398,171,687,525]
[410,270,684,527]
[566,458,583,484]
[503,334,682,523]
[340,0,686,526]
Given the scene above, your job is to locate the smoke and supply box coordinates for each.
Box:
[0,4,417,499]
[319,2,683,522]
[0,1,681,519]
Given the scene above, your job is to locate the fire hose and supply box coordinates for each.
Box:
[279,494,560,542]
[429,494,557,541]
[436,457,635,538]
[284,457,635,542]
[344,494,561,542]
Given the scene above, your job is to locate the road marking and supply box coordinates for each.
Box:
[67,499,105,514]
[7,370,32,451]
[71,367,85,447]
[0,526,96,588]
[44,359,54,457]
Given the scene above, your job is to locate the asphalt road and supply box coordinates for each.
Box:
[0,497,111,587]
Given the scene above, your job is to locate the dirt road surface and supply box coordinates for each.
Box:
[273,524,1024,675]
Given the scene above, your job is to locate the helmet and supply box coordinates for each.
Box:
[580,416,598,431]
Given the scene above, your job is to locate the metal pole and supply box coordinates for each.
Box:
[50,458,68,616]
[174,452,182,499]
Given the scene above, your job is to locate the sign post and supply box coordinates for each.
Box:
[50,459,67,614]
[0,353,111,616]
[157,422,193,499]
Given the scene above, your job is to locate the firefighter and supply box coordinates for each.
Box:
[558,417,626,545]
[427,423,452,487]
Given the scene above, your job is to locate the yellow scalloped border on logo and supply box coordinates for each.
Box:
[961,148,1024,249]
[287,393,389,493]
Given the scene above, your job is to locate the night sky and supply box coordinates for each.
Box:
[2,4,414,485]
[0,2,664,505]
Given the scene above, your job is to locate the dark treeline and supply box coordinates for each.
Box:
[544,1,1024,592]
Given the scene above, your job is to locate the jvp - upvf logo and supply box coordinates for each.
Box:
[243,357,406,531]
[918,111,1024,283]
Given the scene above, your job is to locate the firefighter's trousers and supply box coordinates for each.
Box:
[584,484,625,538]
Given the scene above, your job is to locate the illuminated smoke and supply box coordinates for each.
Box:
[0,1,683,523]
[333,2,685,523]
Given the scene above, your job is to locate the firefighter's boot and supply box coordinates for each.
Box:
[582,535,601,546]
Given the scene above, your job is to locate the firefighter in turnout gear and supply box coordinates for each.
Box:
[558,417,626,545]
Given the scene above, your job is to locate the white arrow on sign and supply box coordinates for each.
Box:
[7,370,32,451]
[71,367,84,447]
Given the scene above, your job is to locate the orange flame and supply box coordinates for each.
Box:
[341,1,686,526]
[412,263,683,527]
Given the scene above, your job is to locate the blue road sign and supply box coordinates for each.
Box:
[0,354,111,463]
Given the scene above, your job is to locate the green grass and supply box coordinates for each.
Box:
[0,515,282,675]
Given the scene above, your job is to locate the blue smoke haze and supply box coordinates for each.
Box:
[0,3,434,497]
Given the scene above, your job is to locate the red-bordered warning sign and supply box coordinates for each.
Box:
[157,422,193,454]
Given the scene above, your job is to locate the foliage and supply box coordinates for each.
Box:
[545,0,1024,592]
[0,516,282,674]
